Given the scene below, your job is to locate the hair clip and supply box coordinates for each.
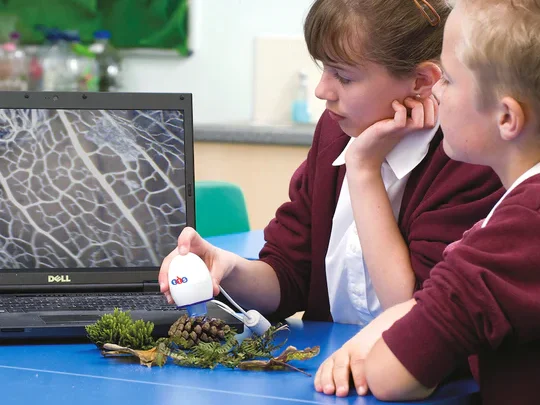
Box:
[413,0,441,26]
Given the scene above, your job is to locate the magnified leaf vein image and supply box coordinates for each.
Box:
[0,109,186,269]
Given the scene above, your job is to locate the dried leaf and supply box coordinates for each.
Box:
[102,343,160,368]
[274,346,320,362]
[237,359,312,376]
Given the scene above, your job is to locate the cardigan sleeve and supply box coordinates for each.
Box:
[257,114,329,319]
[383,191,540,388]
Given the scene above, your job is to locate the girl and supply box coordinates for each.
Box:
[160,0,501,356]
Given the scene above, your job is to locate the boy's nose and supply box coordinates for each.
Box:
[315,72,338,102]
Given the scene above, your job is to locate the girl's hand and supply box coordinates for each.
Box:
[345,95,438,173]
[158,227,238,303]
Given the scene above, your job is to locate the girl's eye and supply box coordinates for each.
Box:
[439,75,450,86]
[333,72,352,85]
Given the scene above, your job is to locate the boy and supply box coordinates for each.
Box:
[359,1,540,403]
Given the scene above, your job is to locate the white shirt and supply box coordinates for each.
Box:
[325,125,439,325]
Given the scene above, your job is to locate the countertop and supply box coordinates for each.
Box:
[194,123,316,146]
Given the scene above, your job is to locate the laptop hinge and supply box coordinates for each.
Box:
[143,281,160,293]
[0,283,144,294]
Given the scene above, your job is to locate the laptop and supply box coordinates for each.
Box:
[0,91,243,341]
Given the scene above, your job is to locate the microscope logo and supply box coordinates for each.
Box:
[171,276,188,286]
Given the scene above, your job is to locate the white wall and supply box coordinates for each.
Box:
[121,0,317,125]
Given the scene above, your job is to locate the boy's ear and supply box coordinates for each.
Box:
[498,97,525,141]
[412,62,442,98]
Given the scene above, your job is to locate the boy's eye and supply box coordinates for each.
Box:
[333,72,352,85]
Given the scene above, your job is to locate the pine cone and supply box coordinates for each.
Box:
[168,314,232,348]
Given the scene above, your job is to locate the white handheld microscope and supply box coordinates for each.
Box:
[167,253,271,335]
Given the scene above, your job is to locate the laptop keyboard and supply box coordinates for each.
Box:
[0,293,176,313]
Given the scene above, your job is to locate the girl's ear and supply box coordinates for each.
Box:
[412,62,442,98]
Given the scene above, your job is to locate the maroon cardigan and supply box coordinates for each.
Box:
[383,175,540,404]
[259,110,504,321]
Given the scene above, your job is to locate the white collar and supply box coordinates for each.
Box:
[332,123,439,180]
[482,161,540,227]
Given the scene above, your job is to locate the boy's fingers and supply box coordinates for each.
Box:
[350,354,368,396]
[314,364,323,392]
[320,357,337,395]
[332,350,351,397]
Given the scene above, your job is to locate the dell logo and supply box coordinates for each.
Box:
[48,275,72,283]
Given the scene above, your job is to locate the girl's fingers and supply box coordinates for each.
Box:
[422,96,436,127]
[430,94,439,121]
[391,100,408,128]
[403,97,424,129]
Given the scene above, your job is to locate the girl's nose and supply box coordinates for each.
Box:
[315,71,338,102]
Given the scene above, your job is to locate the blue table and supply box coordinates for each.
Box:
[0,230,480,404]
[206,229,265,260]
[0,319,479,405]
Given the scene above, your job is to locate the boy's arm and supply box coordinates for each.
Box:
[366,201,540,399]
[365,337,436,401]
[400,147,503,287]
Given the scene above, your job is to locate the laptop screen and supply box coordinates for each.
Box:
[0,93,194,276]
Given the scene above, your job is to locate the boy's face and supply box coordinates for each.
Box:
[314,60,412,137]
[435,5,500,165]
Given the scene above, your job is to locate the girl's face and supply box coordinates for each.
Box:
[315,60,414,137]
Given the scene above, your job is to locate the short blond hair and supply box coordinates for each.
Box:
[456,0,540,114]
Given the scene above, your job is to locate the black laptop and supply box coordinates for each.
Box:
[0,91,243,341]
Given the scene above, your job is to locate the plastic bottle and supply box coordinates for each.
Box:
[89,30,122,92]
[27,25,51,91]
[64,30,99,92]
[27,49,44,91]
[0,40,10,90]
[41,29,72,91]
[1,32,29,90]
[291,71,312,124]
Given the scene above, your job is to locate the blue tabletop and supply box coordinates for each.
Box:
[0,230,480,404]
[0,319,479,405]
[206,229,265,260]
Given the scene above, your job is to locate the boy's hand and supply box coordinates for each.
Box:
[345,95,438,173]
[314,335,370,397]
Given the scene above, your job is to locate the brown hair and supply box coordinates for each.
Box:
[304,0,452,77]
[456,0,540,114]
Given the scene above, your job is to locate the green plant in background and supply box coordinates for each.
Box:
[0,0,190,55]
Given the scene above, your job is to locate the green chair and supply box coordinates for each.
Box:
[194,181,250,237]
